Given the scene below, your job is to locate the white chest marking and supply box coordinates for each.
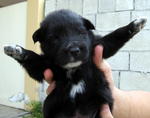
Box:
[70,80,85,99]
[63,61,82,69]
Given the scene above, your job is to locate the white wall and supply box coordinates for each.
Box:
[0,2,27,108]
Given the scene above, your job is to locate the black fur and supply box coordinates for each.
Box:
[4,10,146,118]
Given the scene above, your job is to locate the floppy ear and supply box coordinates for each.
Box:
[82,18,95,30]
[32,28,44,43]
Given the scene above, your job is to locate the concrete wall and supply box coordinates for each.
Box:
[44,0,150,91]
[0,2,27,108]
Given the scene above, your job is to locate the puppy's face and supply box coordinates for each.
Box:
[33,10,95,69]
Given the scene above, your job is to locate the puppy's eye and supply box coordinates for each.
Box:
[48,34,59,39]
[80,46,85,51]
[79,33,87,38]
[81,30,87,34]
[48,34,53,39]
[79,30,87,36]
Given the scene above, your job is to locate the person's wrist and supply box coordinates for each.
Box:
[111,86,124,118]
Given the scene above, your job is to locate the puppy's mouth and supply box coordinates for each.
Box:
[62,61,82,69]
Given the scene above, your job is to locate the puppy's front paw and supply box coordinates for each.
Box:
[4,45,24,60]
[129,18,147,34]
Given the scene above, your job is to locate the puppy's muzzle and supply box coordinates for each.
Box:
[69,47,80,57]
[65,41,86,59]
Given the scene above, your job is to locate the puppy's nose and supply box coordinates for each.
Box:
[70,47,80,57]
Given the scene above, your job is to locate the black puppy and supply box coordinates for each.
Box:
[4,10,146,118]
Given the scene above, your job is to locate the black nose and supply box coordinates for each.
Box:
[69,47,80,56]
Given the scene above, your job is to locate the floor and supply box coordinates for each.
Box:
[0,105,29,118]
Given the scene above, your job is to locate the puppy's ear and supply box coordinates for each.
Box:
[32,28,44,43]
[82,18,95,30]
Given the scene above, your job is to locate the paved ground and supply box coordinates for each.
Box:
[0,105,29,118]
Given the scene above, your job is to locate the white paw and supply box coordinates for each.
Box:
[133,18,147,32]
[4,45,23,60]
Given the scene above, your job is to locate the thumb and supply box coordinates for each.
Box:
[100,104,113,118]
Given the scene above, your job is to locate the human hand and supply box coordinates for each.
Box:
[94,46,114,118]
[93,45,115,90]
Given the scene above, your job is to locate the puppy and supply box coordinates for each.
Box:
[4,10,146,118]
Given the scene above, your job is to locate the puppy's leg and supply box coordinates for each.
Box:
[4,45,46,82]
[97,18,147,58]
[43,84,65,118]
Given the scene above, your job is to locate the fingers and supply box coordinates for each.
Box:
[93,46,114,118]
[93,45,114,89]
[100,104,114,118]
[43,69,55,95]
[44,69,53,84]
[93,45,111,73]
[46,81,56,95]
[93,45,103,68]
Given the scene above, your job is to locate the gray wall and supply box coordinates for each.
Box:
[44,0,150,91]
